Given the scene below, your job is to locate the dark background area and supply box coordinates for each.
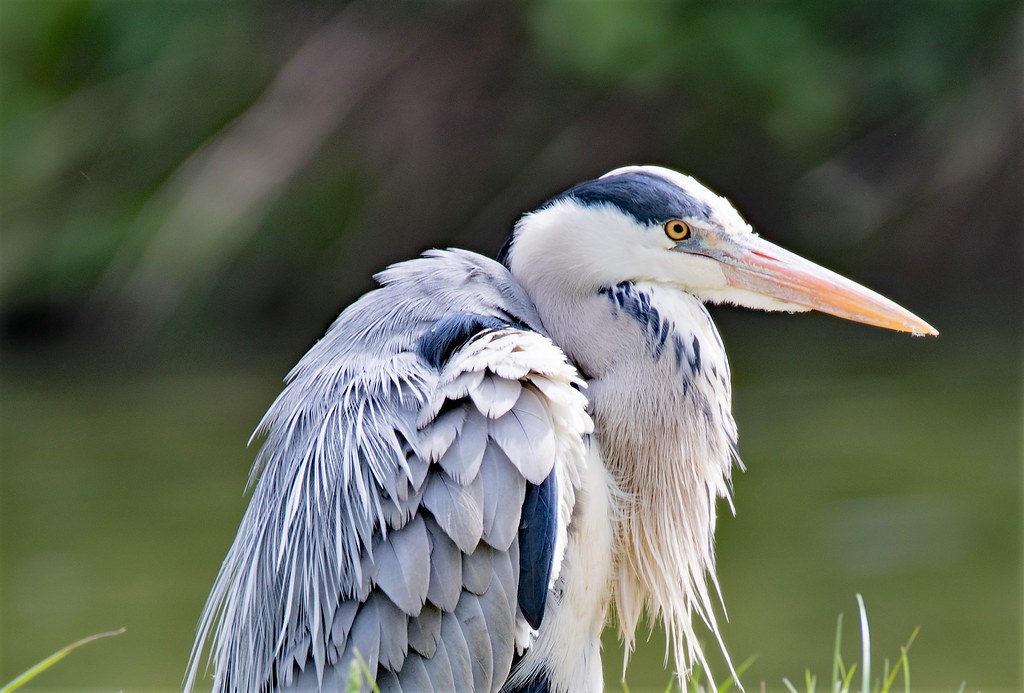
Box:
[1,1,1021,690]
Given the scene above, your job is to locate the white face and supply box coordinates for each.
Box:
[509,166,801,311]
[602,166,804,311]
[507,166,936,335]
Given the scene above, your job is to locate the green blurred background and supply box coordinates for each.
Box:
[1,1,1021,691]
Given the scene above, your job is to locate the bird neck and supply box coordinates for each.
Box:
[518,269,740,682]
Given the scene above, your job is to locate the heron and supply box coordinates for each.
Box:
[186,165,936,692]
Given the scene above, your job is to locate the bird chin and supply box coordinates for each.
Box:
[696,287,811,313]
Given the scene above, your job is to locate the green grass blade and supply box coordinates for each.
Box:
[832,612,844,693]
[900,627,919,693]
[880,625,920,693]
[782,678,800,693]
[717,653,758,693]
[902,626,920,652]
[836,657,850,693]
[842,663,858,692]
[898,647,910,693]
[688,660,703,693]
[1,628,126,693]
[356,652,381,693]
[343,650,381,693]
[346,658,362,693]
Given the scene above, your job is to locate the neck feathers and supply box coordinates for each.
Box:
[599,283,739,685]
[528,276,741,686]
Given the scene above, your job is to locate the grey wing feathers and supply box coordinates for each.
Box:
[372,515,430,615]
[421,464,484,553]
[186,250,591,693]
[407,603,441,658]
[424,516,462,612]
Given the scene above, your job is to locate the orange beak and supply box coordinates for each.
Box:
[714,235,938,336]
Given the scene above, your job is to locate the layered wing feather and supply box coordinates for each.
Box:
[186,251,591,693]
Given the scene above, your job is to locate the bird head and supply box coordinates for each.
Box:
[505,165,937,336]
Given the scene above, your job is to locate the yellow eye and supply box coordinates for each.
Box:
[664,219,691,241]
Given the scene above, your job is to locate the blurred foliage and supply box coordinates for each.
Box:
[1,0,1019,358]
[531,1,1008,150]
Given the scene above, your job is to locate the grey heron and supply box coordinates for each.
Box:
[187,165,936,692]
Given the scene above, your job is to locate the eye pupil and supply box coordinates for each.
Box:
[665,220,691,240]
